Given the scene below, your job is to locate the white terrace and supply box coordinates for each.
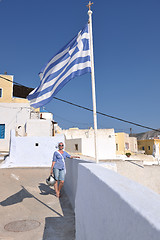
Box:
[0,157,160,239]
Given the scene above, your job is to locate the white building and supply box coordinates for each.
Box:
[0,102,31,151]
[0,102,56,151]
[0,74,64,167]
[61,128,116,160]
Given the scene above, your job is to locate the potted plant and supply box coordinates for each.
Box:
[126,152,131,158]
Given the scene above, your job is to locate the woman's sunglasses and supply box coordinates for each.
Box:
[59,144,64,147]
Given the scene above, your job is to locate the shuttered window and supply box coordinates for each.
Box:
[0,124,5,139]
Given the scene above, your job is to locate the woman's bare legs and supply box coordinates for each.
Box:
[54,180,64,198]
[54,181,59,197]
[58,181,64,197]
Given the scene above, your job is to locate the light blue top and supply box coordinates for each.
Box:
[53,151,71,170]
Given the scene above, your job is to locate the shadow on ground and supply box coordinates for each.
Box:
[0,188,32,206]
[42,188,75,240]
[0,185,62,217]
[0,184,75,239]
[38,183,56,196]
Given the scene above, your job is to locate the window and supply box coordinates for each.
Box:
[142,146,145,150]
[148,146,150,150]
[75,144,78,151]
[116,143,118,151]
[0,88,2,98]
[125,142,129,150]
[0,124,5,139]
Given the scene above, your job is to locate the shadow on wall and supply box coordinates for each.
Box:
[42,189,75,240]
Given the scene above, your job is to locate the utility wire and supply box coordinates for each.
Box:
[53,113,92,126]
[0,75,26,87]
[1,75,160,133]
[53,97,160,133]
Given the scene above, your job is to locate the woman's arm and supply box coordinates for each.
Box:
[65,151,80,159]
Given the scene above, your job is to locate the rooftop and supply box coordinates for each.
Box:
[0,168,75,240]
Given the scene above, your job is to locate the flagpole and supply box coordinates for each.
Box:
[87,2,98,163]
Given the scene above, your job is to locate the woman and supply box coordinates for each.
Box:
[50,142,80,198]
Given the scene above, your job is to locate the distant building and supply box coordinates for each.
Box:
[138,139,160,157]
[60,128,116,160]
[115,132,138,155]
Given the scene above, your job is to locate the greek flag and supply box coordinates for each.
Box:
[27,23,91,108]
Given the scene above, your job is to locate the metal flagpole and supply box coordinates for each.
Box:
[87,2,98,163]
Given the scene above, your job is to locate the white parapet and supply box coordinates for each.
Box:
[64,158,160,240]
[75,163,160,240]
[64,158,93,209]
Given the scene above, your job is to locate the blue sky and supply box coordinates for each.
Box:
[0,0,160,133]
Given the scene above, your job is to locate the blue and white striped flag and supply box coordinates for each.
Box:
[27,23,91,108]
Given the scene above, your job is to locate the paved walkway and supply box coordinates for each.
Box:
[0,168,75,240]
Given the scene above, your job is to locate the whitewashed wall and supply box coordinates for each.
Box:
[65,138,82,153]
[129,136,138,153]
[0,103,30,151]
[64,159,160,240]
[1,130,64,168]
[76,163,160,240]
[26,119,53,137]
[64,158,92,209]
[82,129,116,159]
[62,128,116,159]
[40,112,53,120]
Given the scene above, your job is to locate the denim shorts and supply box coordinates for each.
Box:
[53,168,65,181]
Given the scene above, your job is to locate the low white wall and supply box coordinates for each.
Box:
[64,158,160,240]
[75,163,160,240]
[1,130,64,168]
[64,158,92,210]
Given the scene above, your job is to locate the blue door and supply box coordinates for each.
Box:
[0,124,5,139]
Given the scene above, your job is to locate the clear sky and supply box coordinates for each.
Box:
[0,0,160,133]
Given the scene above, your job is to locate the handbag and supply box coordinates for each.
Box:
[46,175,56,186]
